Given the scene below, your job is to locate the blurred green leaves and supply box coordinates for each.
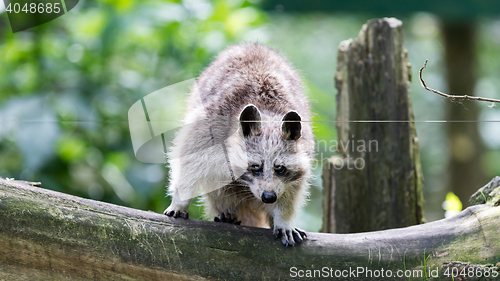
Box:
[0,0,272,221]
[106,151,130,172]
[57,134,87,162]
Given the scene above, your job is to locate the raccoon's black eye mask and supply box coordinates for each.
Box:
[250,164,263,175]
[249,164,287,176]
[274,165,286,175]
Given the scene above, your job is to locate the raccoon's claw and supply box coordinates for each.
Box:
[164,210,189,219]
[214,212,241,225]
[293,228,307,243]
[273,227,307,247]
[273,229,282,239]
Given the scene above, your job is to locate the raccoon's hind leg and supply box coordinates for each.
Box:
[214,212,241,225]
[205,187,244,225]
[204,190,241,225]
[205,187,270,228]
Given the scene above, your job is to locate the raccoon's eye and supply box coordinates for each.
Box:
[250,164,262,175]
[274,165,286,175]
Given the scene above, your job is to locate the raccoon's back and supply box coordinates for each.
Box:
[189,43,310,121]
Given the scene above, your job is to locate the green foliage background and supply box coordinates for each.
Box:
[1,0,499,231]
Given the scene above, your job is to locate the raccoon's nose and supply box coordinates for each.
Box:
[261,191,277,204]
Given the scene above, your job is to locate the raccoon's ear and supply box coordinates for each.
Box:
[239,104,262,137]
[281,111,301,141]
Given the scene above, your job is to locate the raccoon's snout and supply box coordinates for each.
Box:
[261,191,277,204]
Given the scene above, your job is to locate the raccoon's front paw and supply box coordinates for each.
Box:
[273,226,307,247]
[214,212,241,225]
[163,207,189,219]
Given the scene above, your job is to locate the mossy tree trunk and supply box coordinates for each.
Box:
[442,22,487,209]
[1,177,500,280]
[323,18,424,234]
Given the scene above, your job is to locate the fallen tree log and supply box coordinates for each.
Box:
[1,177,499,280]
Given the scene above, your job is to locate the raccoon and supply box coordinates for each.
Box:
[164,43,314,247]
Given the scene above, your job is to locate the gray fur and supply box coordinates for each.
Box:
[164,43,314,246]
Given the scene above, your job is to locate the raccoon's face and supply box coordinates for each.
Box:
[238,104,306,204]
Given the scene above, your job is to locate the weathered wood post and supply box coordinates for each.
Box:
[322,18,425,233]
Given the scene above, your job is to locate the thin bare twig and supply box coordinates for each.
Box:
[419,60,500,104]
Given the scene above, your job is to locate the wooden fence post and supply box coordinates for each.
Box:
[322,18,425,233]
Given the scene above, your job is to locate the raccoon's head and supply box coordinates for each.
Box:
[237,104,308,204]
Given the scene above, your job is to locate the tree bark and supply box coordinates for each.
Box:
[324,18,424,234]
[1,177,499,280]
[442,22,488,209]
